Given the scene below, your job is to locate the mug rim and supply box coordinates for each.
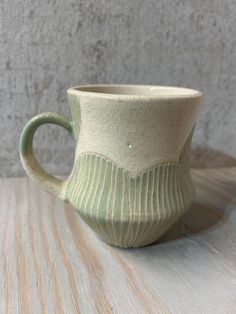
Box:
[67,84,202,99]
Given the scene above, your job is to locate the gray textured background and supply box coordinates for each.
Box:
[1,0,236,177]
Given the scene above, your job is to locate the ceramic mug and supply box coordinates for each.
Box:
[20,85,202,247]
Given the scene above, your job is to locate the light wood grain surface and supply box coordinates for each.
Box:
[0,168,236,313]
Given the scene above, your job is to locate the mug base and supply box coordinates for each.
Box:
[79,210,187,248]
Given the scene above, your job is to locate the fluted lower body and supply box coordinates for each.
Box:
[65,133,194,248]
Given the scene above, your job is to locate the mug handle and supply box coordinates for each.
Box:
[19,112,74,200]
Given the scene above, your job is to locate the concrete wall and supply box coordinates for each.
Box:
[1,0,236,177]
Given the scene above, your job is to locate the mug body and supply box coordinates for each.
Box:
[65,85,202,247]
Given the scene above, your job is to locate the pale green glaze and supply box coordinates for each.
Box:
[19,85,202,248]
[20,112,74,199]
[65,129,194,247]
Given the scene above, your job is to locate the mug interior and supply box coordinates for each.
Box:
[70,85,201,97]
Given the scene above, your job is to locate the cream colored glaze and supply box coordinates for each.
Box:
[69,86,202,177]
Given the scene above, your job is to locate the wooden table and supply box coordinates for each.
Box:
[1,168,236,314]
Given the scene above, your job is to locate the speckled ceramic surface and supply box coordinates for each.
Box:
[20,85,202,247]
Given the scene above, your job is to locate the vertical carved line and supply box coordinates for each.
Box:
[142,169,154,244]
[133,173,144,245]
[78,155,91,209]
[124,177,135,245]
[106,163,114,242]
[150,169,154,217]
[74,158,83,201]
[96,160,108,237]
[163,165,170,235]
[144,166,159,245]
[145,171,149,218]
[106,163,114,221]
[69,161,78,203]
[172,163,178,219]
[145,166,159,245]
[90,157,102,211]
[130,177,137,245]
[140,171,149,245]
[119,171,126,245]
[145,168,156,245]
[159,166,166,239]
[168,164,174,218]
[123,172,130,245]
[155,166,159,224]
[174,165,181,223]
[176,165,183,219]
[182,163,189,204]
[90,157,106,237]
[85,155,101,235]
[166,165,171,221]
[71,154,84,205]
[159,166,164,222]
[174,165,180,223]
[79,155,92,223]
[125,176,132,246]
[179,164,185,216]
[114,165,122,244]
[111,166,118,243]
[74,154,85,206]
[84,155,97,211]
[162,164,168,224]
[102,161,113,240]
[174,165,180,218]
